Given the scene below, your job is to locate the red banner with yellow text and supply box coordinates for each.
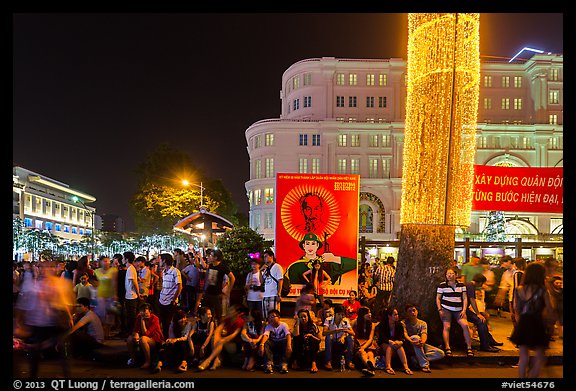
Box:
[275,173,359,299]
[472,165,563,213]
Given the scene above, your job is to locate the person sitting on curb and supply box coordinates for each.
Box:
[259,309,292,374]
[465,274,504,352]
[401,303,445,373]
[323,304,355,370]
[60,297,105,358]
[126,303,165,372]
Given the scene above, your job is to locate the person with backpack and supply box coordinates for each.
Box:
[261,249,284,319]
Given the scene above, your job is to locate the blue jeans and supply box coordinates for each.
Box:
[466,309,498,348]
[410,342,445,368]
[324,334,354,365]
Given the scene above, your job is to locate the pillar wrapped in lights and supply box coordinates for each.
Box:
[392,14,480,345]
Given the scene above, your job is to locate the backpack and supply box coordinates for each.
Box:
[265,264,292,297]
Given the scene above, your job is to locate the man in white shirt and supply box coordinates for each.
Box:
[124,251,141,334]
[262,249,283,320]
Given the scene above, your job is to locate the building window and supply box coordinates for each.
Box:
[477,136,487,148]
[265,133,274,146]
[254,189,262,205]
[548,137,561,149]
[549,90,559,104]
[351,134,360,147]
[502,76,510,88]
[381,135,391,147]
[55,223,61,232]
[45,221,53,231]
[265,188,274,204]
[338,134,347,147]
[366,74,375,86]
[349,96,357,107]
[513,98,523,110]
[71,226,78,234]
[351,158,360,174]
[312,134,321,146]
[369,158,378,178]
[359,204,374,233]
[549,114,558,125]
[366,96,374,108]
[501,98,510,110]
[252,211,261,230]
[63,225,70,233]
[379,74,387,86]
[304,96,312,108]
[369,134,379,147]
[265,212,274,229]
[304,73,312,85]
[336,96,345,107]
[514,76,522,88]
[293,76,300,89]
[337,159,347,174]
[349,73,357,85]
[255,160,262,179]
[299,134,308,146]
[336,73,345,85]
[382,158,391,178]
[311,158,320,173]
[521,137,532,149]
[484,97,492,110]
[299,158,308,173]
[35,220,44,229]
[254,135,262,149]
[550,68,559,81]
[79,228,84,235]
[293,99,300,110]
[379,96,387,108]
[483,75,492,87]
[265,158,274,178]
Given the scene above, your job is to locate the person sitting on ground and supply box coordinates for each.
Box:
[323,304,355,370]
[316,298,334,326]
[401,303,445,373]
[197,304,247,371]
[342,290,361,326]
[376,306,413,375]
[189,306,215,368]
[126,303,165,371]
[259,308,292,374]
[240,307,265,371]
[291,308,321,373]
[353,306,379,376]
[157,309,193,373]
[60,297,105,358]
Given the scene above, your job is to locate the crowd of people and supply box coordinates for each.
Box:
[12,249,562,379]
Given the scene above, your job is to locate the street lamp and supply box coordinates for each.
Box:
[72,196,96,261]
[181,180,205,208]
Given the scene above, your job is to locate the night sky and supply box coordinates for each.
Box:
[12,13,563,231]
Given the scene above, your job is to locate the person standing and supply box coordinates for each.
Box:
[302,259,331,307]
[158,253,182,339]
[460,256,484,283]
[135,256,151,305]
[203,249,235,322]
[244,258,264,315]
[509,262,553,378]
[94,256,118,339]
[373,256,395,316]
[123,251,141,335]
[436,267,473,358]
[181,250,206,314]
[262,249,283,319]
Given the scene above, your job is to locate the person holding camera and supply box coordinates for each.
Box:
[244,258,264,314]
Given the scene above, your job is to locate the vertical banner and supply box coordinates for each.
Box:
[276,173,360,299]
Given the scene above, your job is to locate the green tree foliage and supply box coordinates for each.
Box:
[216,226,267,281]
[130,143,239,233]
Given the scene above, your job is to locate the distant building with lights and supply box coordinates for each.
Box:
[13,165,97,256]
[100,214,125,233]
[245,53,563,263]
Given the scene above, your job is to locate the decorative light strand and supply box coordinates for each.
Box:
[400,13,480,227]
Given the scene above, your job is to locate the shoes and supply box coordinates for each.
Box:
[324,362,332,370]
[362,368,376,376]
[421,366,432,373]
[480,346,501,353]
[384,367,395,375]
[403,368,414,375]
[197,361,207,372]
[264,365,274,374]
[209,358,220,371]
[491,341,504,346]
[466,348,474,357]
[310,365,318,373]
[444,348,453,357]
[367,360,376,372]
[152,361,162,374]
[127,358,136,367]
[280,363,289,374]
[177,361,187,372]
[347,362,355,370]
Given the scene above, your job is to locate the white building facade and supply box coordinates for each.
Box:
[245,54,563,262]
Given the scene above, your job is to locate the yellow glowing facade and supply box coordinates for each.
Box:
[401,13,480,227]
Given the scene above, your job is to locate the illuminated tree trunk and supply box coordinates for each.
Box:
[392,14,480,347]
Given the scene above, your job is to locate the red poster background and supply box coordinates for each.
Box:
[275,173,359,298]
[472,165,563,213]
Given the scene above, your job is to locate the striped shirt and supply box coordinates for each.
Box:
[437,281,467,311]
[159,266,182,305]
[374,264,395,291]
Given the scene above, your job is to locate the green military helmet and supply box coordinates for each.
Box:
[299,232,323,250]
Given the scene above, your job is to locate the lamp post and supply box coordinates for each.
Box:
[181,180,205,208]
[72,196,96,261]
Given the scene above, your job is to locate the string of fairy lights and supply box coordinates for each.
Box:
[400,13,480,227]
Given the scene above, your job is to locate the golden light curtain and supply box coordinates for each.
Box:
[400,13,480,227]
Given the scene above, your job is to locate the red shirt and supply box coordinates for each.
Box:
[133,313,165,344]
[343,299,361,320]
